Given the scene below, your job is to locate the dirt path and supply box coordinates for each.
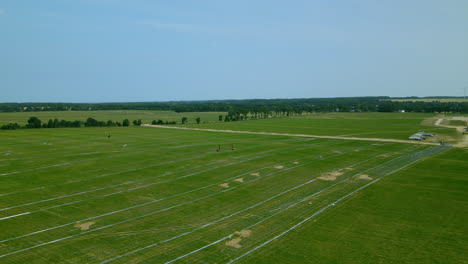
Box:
[141,124,439,145]
[433,117,468,148]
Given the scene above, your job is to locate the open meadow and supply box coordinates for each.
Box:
[182,112,459,142]
[0,113,466,263]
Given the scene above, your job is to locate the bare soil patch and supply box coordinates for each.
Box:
[317,171,343,181]
[235,230,252,238]
[293,161,299,164]
[226,230,252,248]
[433,116,468,148]
[250,172,260,176]
[219,183,229,188]
[74,221,95,231]
[225,238,243,248]
[233,178,244,183]
[358,174,373,180]
[274,165,284,169]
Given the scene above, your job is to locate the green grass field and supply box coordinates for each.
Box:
[0,111,459,142]
[449,120,467,127]
[182,113,458,141]
[0,115,466,263]
[0,110,225,126]
[243,147,468,264]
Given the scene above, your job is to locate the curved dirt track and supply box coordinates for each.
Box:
[434,117,468,148]
[142,124,440,146]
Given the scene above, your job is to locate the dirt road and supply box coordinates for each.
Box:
[434,117,468,148]
[142,124,440,146]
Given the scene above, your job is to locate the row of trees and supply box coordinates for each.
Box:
[1,117,149,130]
[180,117,202,124]
[150,117,202,125]
[151,120,177,125]
[1,116,207,130]
[1,97,467,114]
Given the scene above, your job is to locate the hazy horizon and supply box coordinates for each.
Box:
[1,95,467,104]
[1,1,467,102]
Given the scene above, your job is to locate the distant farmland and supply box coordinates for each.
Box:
[182,112,459,142]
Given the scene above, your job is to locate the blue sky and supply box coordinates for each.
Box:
[1,0,467,102]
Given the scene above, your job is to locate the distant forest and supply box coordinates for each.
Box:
[1,97,467,114]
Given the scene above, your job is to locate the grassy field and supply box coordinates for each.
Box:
[0,111,459,141]
[181,113,458,141]
[243,147,468,264]
[0,115,465,263]
[449,120,467,127]
[0,110,225,125]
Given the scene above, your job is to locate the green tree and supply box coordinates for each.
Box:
[27,117,42,128]
[85,117,98,127]
[196,117,201,124]
[181,117,188,124]
[71,120,82,127]
[122,119,130,126]
[1,123,20,130]
[218,115,223,122]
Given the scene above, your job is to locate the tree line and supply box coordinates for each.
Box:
[1,97,467,114]
[2,117,144,130]
[1,116,210,130]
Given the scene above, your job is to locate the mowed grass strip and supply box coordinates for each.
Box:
[179,113,456,140]
[0,132,358,233]
[0,137,348,217]
[86,145,428,263]
[231,147,467,264]
[0,138,416,262]
[0,139,368,243]
[1,123,453,264]
[125,146,439,264]
[0,127,310,195]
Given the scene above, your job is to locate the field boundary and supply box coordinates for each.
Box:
[142,124,440,145]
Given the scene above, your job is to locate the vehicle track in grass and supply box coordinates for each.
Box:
[0,143,395,258]
[0,139,348,215]
[0,141,375,246]
[98,145,429,264]
[161,146,447,264]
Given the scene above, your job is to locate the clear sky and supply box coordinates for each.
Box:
[1,0,467,102]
